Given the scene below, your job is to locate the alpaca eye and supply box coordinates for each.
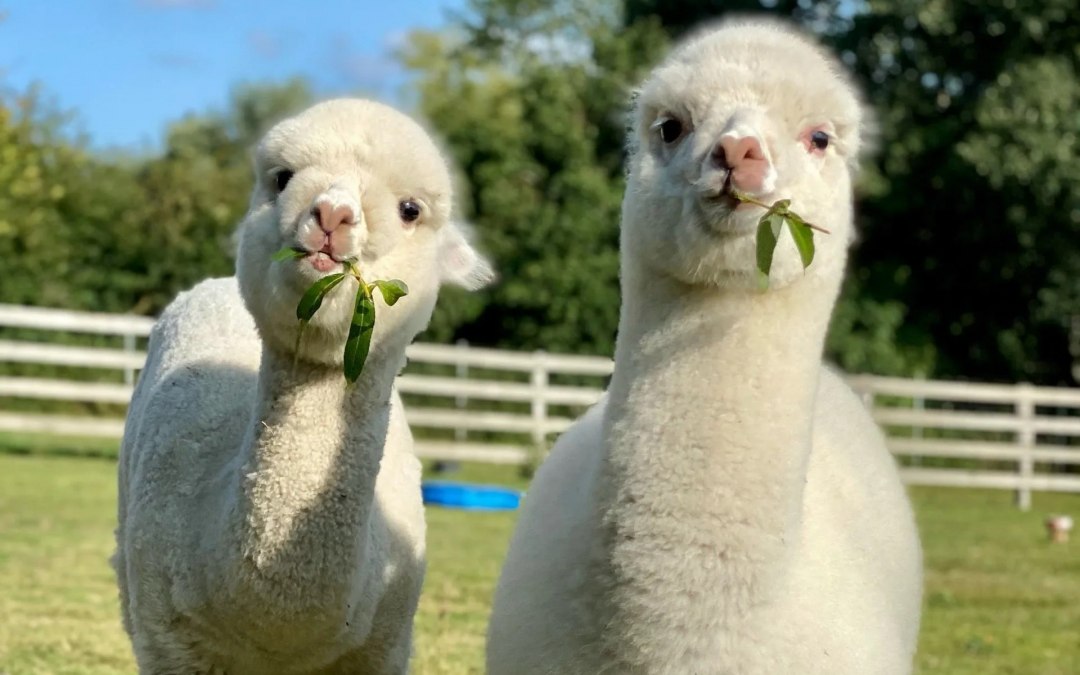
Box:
[810,131,830,151]
[657,118,683,144]
[399,199,421,223]
[275,170,294,192]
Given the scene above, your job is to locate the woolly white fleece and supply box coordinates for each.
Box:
[487,19,922,675]
[115,99,491,674]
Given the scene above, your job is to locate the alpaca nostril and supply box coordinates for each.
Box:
[718,136,765,168]
[314,202,356,233]
[711,143,729,170]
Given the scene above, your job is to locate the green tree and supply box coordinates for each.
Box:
[0,79,314,317]
[403,0,667,354]
[625,0,848,35]
[835,0,1080,383]
[118,78,315,314]
[0,89,90,308]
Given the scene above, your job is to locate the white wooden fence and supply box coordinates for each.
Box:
[2,303,1079,510]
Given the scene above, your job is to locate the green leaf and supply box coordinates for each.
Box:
[295,272,348,322]
[770,199,792,217]
[344,288,377,383]
[372,279,409,306]
[272,247,307,262]
[755,211,784,281]
[785,213,816,269]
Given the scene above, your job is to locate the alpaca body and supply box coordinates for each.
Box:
[116,278,424,674]
[488,19,921,674]
[115,99,492,674]
[487,287,921,675]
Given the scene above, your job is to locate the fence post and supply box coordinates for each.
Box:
[454,339,468,443]
[531,351,549,455]
[858,385,874,411]
[1015,383,1035,511]
[123,332,136,386]
[912,375,925,441]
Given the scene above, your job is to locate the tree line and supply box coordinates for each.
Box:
[1,0,1077,385]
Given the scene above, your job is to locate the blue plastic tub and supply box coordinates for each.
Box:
[421,481,522,511]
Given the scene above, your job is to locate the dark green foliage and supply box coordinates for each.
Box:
[837,1,1080,384]
[401,2,668,356]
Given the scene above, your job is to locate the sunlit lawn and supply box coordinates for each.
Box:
[1,438,1078,674]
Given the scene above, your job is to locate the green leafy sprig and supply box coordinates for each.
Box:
[729,190,830,289]
[273,248,409,383]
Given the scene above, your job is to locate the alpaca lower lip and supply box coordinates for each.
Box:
[308,251,340,272]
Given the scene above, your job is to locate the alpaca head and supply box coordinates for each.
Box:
[236,98,492,364]
[623,18,867,291]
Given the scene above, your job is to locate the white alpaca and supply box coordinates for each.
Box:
[487,19,922,675]
[114,99,492,674]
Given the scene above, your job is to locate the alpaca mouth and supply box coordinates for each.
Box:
[294,242,351,273]
[696,175,758,235]
[705,171,763,206]
[309,250,340,273]
[699,171,745,210]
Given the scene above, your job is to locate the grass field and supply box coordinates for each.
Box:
[1,441,1078,674]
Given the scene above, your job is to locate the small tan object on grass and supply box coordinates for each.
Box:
[1045,514,1073,543]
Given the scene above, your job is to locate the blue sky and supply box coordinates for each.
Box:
[0,0,463,151]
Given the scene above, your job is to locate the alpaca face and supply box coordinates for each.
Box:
[623,20,866,290]
[236,99,492,363]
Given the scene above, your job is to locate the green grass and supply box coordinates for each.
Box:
[0,450,1077,674]
[0,432,121,460]
[914,488,1080,674]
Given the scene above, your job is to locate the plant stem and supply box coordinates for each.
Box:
[730,189,831,234]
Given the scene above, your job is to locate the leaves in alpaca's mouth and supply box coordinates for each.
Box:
[728,190,829,289]
[273,247,409,384]
[271,247,308,262]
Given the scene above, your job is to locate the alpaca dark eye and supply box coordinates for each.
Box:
[399,199,421,223]
[657,118,683,144]
[810,130,830,151]
[275,170,294,192]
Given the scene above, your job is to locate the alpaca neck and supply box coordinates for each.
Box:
[595,256,843,651]
[234,339,405,600]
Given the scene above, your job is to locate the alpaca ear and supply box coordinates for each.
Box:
[437,222,495,291]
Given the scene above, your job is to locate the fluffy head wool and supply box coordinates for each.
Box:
[624,19,865,291]
[236,98,492,365]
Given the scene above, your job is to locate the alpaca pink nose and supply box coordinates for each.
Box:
[314,202,355,233]
[713,135,769,193]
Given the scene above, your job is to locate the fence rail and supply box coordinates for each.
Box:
[2,303,1079,509]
